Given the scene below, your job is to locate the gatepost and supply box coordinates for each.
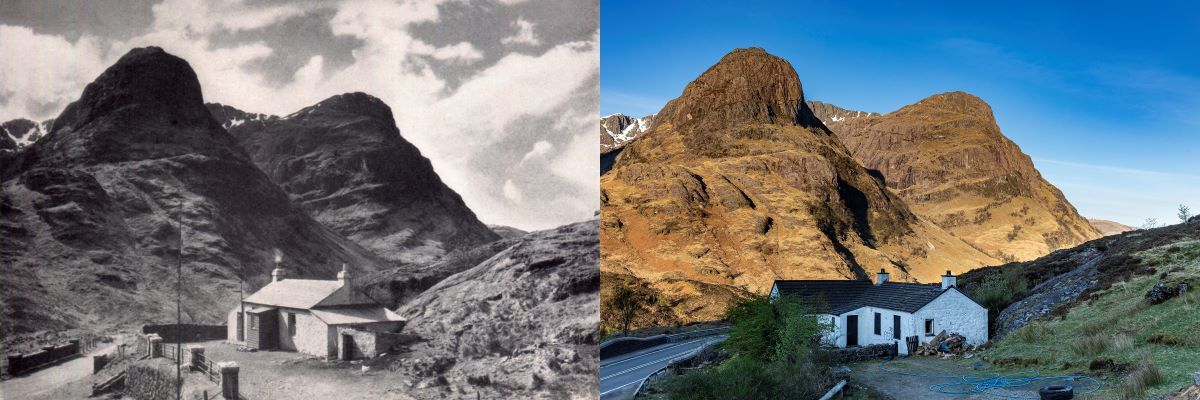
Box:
[219,361,239,399]
[189,346,205,371]
[147,335,163,358]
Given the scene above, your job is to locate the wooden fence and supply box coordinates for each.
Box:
[192,352,220,383]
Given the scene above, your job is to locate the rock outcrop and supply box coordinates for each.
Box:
[0,47,385,339]
[824,92,1102,261]
[601,48,998,326]
[207,94,498,265]
[396,220,599,398]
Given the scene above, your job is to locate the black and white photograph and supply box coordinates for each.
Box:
[0,0,599,399]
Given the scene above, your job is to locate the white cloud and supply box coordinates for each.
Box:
[520,140,554,163]
[501,18,539,46]
[429,42,484,64]
[0,25,109,121]
[503,179,523,203]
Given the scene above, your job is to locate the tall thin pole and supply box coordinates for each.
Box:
[176,201,182,400]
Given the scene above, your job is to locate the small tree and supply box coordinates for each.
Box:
[1179,204,1192,223]
[1141,218,1160,230]
[605,284,645,336]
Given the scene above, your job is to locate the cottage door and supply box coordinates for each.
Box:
[846,315,859,347]
[237,312,244,341]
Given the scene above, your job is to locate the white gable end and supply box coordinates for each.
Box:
[913,288,988,346]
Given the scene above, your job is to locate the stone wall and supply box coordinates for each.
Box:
[142,324,226,343]
[336,327,415,359]
[831,343,897,363]
[6,339,80,375]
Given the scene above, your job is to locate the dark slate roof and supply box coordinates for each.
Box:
[772,280,949,314]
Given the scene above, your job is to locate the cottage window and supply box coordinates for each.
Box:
[924,318,934,336]
[288,313,297,336]
[250,315,258,330]
[873,312,881,335]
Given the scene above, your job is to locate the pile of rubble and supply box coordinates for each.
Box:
[914,331,975,356]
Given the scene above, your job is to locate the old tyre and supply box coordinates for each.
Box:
[1038,385,1073,400]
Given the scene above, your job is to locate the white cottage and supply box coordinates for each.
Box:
[769,270,987,355]
[227,263,405,359]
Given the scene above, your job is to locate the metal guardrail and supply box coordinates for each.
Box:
[664,327,730,342]
[818,380,847,400]
[630,335,727,398]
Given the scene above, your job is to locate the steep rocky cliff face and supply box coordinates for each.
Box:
[600,48,998,326]
[825,92,1101,261]
[396,220,599,398]
[207,95,498,265]
[0,47,385,339]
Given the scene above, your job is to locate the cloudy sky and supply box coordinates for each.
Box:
[0,0,598,231]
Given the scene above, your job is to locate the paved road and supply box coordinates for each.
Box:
[0,343,117,400]
[599,336,725,400]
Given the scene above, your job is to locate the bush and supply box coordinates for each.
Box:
[126,363,179,400]
[661,295,832,399]
[1120,357,1164,399]
[1069,334,1110,356]
[974,268,1027,311]
[1015,322,1047,343]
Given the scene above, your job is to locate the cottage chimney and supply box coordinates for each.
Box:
[337,263,350,287]
[271,252,286,282]
[875,269,889,285]
[941,270,956,290]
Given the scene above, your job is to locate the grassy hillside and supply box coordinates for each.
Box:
[981,238,1200,398]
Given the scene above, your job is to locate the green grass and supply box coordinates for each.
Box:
[982,240,1200,398]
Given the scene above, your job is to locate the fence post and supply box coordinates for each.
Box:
[148,335,163,358]
[189,346,205,372]
[219,361,240,399]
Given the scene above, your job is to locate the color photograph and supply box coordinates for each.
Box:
[599,1,1200,399]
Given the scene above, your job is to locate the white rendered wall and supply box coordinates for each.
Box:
[912,289,988,346]
[834,307,912,354]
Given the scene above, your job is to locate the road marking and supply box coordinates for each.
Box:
[599,339,703,368]
[600,342,706,382]
[599,377,642,397]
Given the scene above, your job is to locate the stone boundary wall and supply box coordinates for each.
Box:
[337,327,419,359]
[142,324,226,343]
[6,339,80,375]
[831,343,898,363]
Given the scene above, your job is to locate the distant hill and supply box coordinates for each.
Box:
[1088,218,1135,236]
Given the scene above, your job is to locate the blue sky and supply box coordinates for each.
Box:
[602,0,1200,227]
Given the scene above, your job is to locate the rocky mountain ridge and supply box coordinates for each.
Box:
[206,94,498,265]
[1,47,385,340]
[823,91,1102,261]
[600,48,1000,326]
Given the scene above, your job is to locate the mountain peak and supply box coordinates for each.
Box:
[54,46,210,133]
[900,91,994,120]
[657,47,819,130]
[289,92,395,123]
